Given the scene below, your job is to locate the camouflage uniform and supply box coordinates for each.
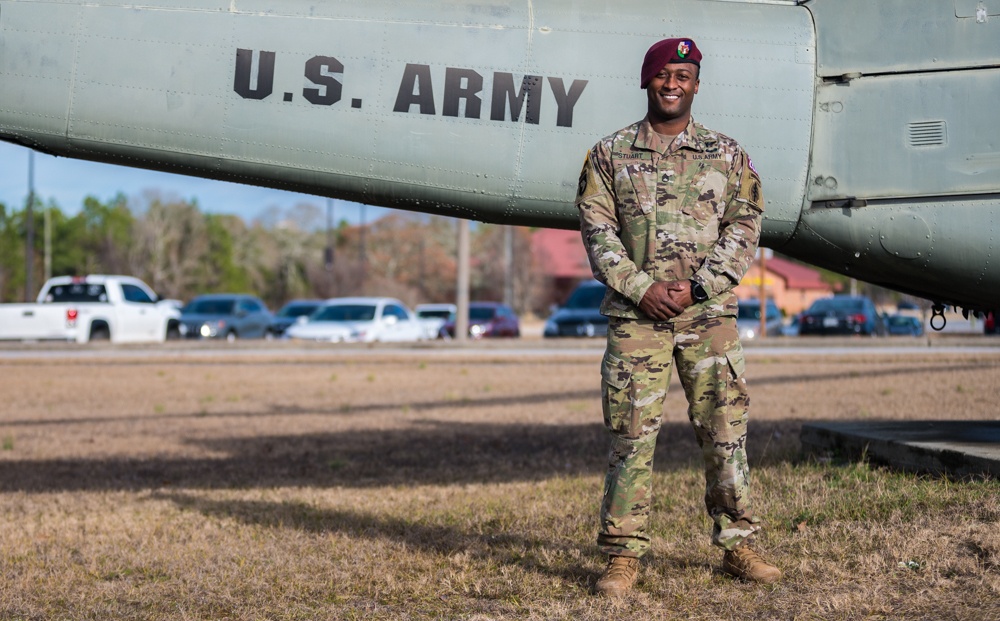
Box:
[577,116,764,558]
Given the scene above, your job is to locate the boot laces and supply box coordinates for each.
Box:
[604,556,639,579]
[732,545,766,568]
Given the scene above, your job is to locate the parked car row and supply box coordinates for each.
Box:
[174,288,965,342]
[8,276,942,345]
[785,296,934,337]
[174,294,523,343]
[542,281,929,340]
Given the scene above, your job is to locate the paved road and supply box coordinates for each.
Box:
[0,335,997,360]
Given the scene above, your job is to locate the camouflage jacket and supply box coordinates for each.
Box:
[576,116,763,321]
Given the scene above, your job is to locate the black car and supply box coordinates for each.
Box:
[798,295,886,336]
[544,280,609,338]
[268,299,325,338]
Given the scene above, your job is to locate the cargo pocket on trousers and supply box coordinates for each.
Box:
[601,351,635,437]
[725,346,746,380]
[724,346,750,426]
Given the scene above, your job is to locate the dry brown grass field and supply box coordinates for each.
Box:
[0,345,998,620]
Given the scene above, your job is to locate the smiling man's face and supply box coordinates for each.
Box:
[645,63,699,132]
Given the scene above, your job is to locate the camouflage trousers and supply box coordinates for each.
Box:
[598,316,760,558]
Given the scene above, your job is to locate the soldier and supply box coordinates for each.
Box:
[576,37,781,597]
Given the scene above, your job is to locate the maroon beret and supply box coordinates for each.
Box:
[640,38,702,88]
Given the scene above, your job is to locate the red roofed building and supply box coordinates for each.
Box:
[531,229,593,309]
[734,255,836,315]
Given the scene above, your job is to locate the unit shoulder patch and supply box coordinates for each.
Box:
[577,152,590,198]
[738,161,763,211]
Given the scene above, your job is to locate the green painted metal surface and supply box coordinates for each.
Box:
[0,0,998,310]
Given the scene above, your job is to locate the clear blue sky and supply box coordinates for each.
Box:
[0,142,385,225]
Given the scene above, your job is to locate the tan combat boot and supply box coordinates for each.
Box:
[593,555,640,597]
[722,544,782,584]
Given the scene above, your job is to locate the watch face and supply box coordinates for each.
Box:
[693,283,707,301]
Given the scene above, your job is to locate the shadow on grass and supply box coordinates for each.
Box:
[0,419,800,493]
[155,492,596,587]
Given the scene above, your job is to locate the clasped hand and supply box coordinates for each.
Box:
[637,280,694,321]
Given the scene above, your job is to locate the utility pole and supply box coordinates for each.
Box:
[325,198,335,297]
[359,203,367,295]
[758,248,768,339]
[503,226,514,308]
[24,151,35,302]
[455,218,470,342]
[418,236,426,299]
[44,194,52,282]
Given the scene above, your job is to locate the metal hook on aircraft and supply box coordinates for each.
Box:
[930,304,947,331]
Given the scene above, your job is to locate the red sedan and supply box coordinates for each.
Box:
[443,302,520,338]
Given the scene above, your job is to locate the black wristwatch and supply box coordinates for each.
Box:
[690,280,708,303]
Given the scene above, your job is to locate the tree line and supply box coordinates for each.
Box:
[0,192,541,314]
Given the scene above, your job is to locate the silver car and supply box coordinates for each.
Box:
[736,298,784,340]
[414,303,456,339]
[285,297,425,343]
[179,294,273,341]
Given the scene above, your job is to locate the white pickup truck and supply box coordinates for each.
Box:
[0,275,181,344]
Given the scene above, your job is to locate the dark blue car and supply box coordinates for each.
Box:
[268,299,325,338]
[799,295,886,336]
[544,280,608,338]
